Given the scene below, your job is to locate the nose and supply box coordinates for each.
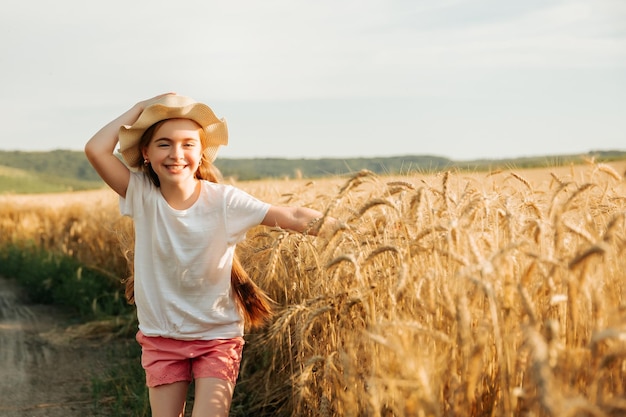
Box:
[169,144,184,159]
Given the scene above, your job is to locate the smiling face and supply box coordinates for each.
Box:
[142,118,204,187]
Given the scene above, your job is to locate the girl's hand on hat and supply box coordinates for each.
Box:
[137,92,177,111]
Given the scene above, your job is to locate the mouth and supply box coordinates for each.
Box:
[164,164,188,173]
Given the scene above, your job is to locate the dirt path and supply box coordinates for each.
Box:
[0,277,118,417]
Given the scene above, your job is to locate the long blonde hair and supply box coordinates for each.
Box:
[123,119,273,329]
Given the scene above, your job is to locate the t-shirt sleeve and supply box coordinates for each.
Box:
[224,186,271,244]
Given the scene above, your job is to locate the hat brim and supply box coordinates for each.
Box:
[118,96,228,168]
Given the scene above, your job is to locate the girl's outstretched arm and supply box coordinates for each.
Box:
[262,205,337,235]
[84,93,174,197]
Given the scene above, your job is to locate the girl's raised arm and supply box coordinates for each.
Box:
[84,93,174,197]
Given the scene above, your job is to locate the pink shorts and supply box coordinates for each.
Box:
[136,331,245,387]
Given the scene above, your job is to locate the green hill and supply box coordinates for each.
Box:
[0,162,103,194]
[1,149,625,194]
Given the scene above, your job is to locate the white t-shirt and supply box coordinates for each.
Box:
[120,172,270,340]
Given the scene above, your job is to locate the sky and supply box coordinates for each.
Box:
[1,0,624,161]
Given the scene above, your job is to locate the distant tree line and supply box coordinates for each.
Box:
[0,149,625,186]
[214,155,454,180]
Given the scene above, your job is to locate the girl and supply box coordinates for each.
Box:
[85,93,327,417]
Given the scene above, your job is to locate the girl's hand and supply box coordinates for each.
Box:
[136,92,177,112]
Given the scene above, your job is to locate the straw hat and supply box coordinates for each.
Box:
[118,95,228,167]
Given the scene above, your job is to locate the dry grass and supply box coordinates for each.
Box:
[2,160,626,417]
[0,188,130,281]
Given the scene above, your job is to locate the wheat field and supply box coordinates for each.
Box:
[2,160,626,417]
